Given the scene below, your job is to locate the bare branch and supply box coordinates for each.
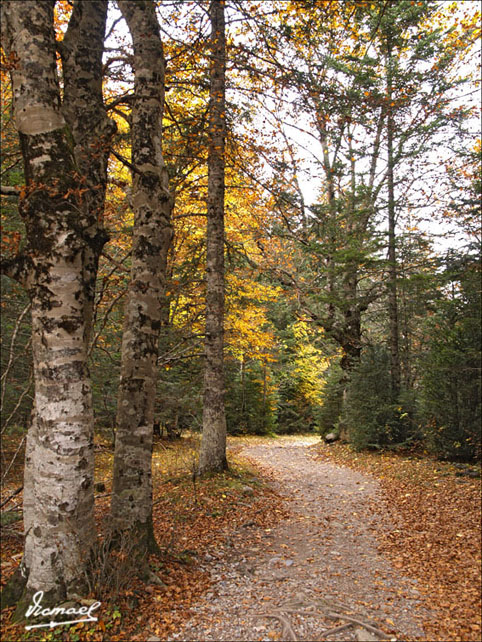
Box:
[0,486,23,510]
[1,435,26,483]
[110,148,143,176]
[0,303,31,413]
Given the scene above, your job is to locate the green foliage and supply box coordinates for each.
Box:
[315,363,344,435]
[342,345,418,451]
[89,303,123,435]
[266,303,329,434]
[225,359,276,435]
[0,277,32,432]
[275,371,316,434]
[419,257,481,461]
[156,320,209,434]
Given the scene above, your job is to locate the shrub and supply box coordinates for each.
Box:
[419,302,481,460]
[342,345,418,451]
[315,363,344,435]
[85,528,146,604]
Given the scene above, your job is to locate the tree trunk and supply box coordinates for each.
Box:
[386,38,401,397]
[339,316,362,375]
[1,0,110,615]
[111,0,173,550]
[60,0,117,345]
[338,295,362,443]
[198,0,228,475]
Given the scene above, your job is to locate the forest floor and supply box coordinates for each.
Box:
[167,436,480,642]
[0,433,480,642]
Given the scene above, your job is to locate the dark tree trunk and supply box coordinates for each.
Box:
[339,318,362,375]
[60,0,117,345]
[386,38,401,397]
[198,0,228,475]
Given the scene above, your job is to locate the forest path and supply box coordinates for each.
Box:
[169,436,429,641]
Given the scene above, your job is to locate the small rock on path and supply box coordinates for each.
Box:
[169,436,429,641]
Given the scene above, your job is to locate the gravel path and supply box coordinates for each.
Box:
[169,437,429,641]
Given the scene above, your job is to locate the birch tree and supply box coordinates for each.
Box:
[0,0,114,614]
[198,0,228,474]
[110,0,174,551]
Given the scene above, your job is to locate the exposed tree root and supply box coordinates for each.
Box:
[325,612,393,640]
[251,598,396,641]
[321,622,353,637]
[253,612,298,640]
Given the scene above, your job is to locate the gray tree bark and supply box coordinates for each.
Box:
[1,0,113,615]
[198,0,228,475]
[111,0,173,550]
[60,0,117,344]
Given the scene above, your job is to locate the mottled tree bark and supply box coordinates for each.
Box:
[198,0,228,475]
[60,0,117,344]
[111,0,173,549]
[0,0,112,615]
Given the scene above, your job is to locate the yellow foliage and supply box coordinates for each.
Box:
[291,320,333,405]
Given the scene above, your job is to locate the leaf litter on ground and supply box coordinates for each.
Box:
[0,433,288,642]
[312,441,481,642]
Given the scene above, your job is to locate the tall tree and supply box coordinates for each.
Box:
[252,1,385,380]
[1,0,113,614]
[111,0,174,550]
[198,0,228,474]
[256,0,477,384]
[370,0,478,394]
[385,30,401,396]
[60,0,116,345]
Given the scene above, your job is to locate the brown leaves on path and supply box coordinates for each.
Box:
[313,442,481,642]
[0,434,287,642]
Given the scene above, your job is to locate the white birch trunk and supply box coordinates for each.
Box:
[111,0,173,549]
[1,0,112,614]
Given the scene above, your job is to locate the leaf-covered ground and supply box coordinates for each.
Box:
[1,434,480,641]
[0,434,287,642]
[313,441,481,642]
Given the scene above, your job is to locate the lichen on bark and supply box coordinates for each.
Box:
[1,0,113,616]
[110,0,173,549]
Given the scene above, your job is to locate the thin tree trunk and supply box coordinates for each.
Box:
[198,0,228,475]
[386,38,401,397]
[241,353,246,418]
[263,359,268,426]
[337,296,362,443]
[1,0,109,615]
[111,0,173,550]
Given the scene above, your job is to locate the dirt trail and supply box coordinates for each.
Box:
[169,436,429,641]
